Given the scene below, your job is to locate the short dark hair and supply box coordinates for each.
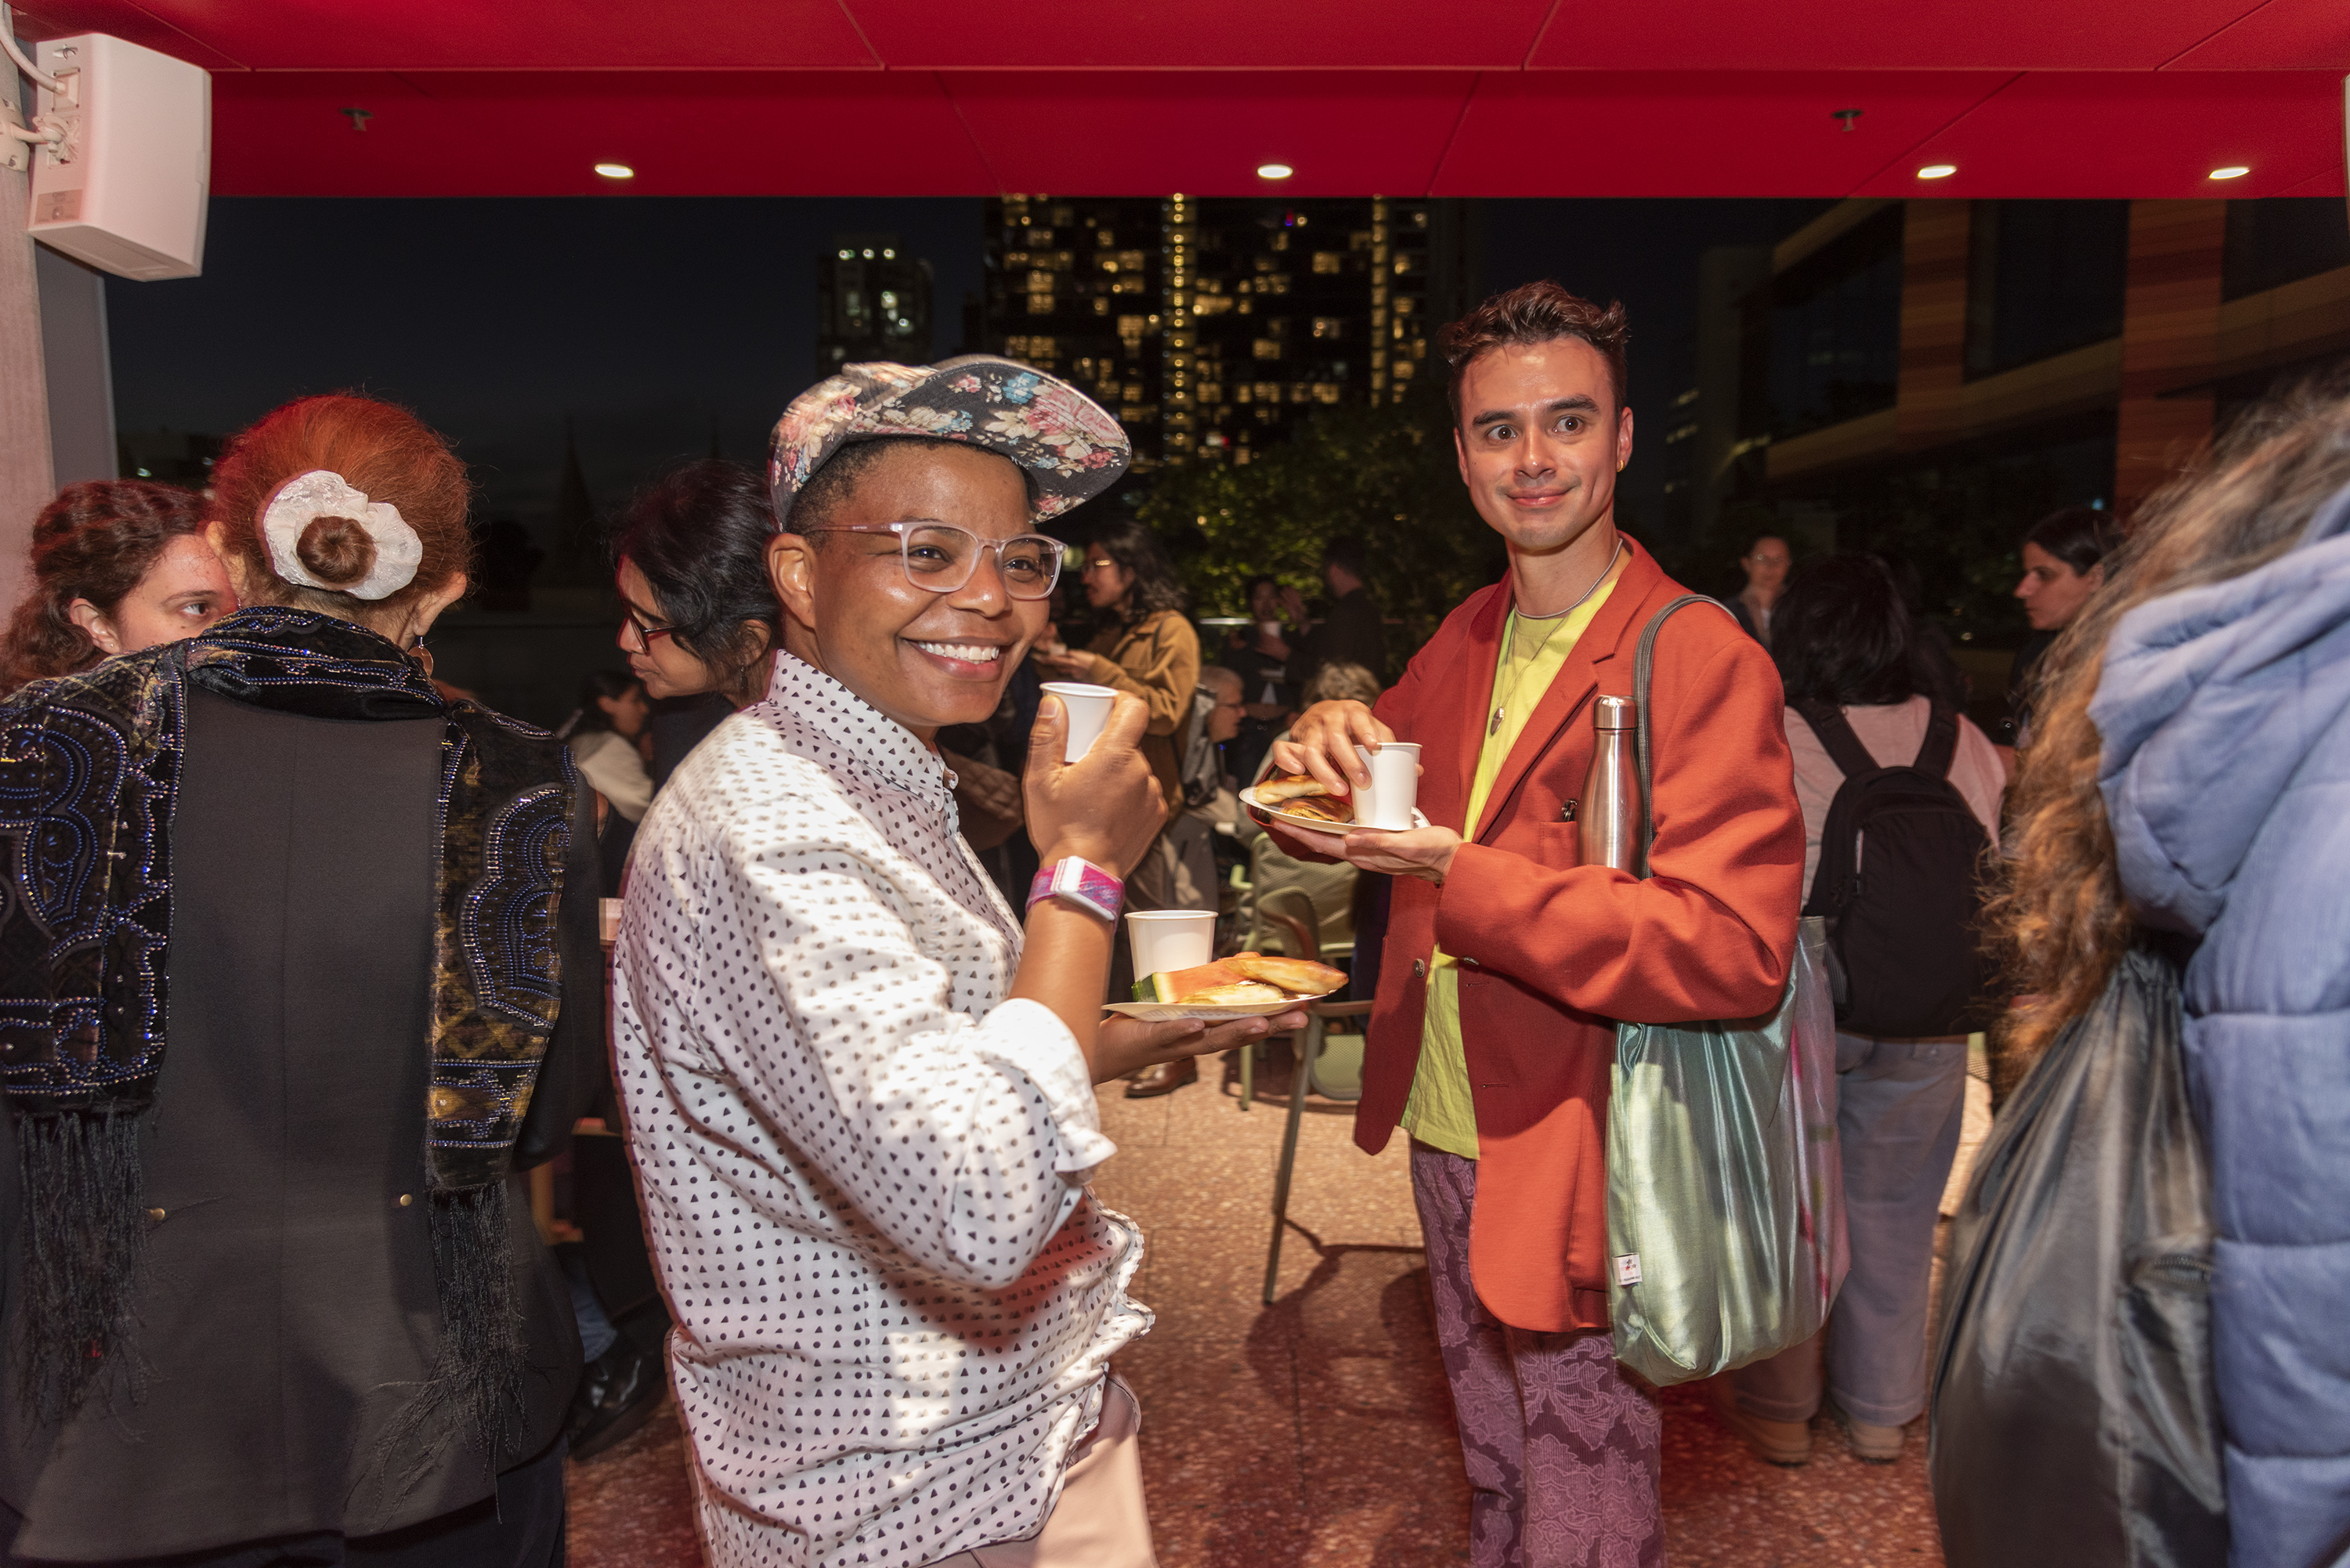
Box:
[1438,281,1631,420]
[789,435,1039,537]
[1322,534,1371,583]
[559,668,642,739]
[2023,504,2123,576]
[1773,553,1915,706]
[610,459,779,688]
[1086,518,1188,620]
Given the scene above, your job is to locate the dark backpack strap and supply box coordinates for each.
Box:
[1791,699,1879,781]
[1632,594,1739,878]
[1912,703,1961,779]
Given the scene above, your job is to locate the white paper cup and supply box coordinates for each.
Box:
[1041,681,1117,761]
[1354,742,1422,831]
[599,898,623,946]
[1126,910,1216,977]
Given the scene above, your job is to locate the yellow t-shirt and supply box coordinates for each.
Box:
[1401,556,1625,1158]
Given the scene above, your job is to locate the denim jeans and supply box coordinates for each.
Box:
[1733,1031,1969,1428]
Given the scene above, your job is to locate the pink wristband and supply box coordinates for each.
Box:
[1028,858,1123,923]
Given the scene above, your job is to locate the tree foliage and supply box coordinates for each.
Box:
[1136,385,1506,656]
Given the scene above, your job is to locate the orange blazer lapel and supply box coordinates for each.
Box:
[1402,586,1508,837]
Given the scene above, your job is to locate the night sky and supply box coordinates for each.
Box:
[107,195,1830,549]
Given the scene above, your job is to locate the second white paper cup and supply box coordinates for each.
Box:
[1354,742,1422,831]
[1041,681,1117,761]
[1126,910,1216,977]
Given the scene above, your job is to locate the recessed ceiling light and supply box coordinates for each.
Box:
[1256,162,1293,180]
[2209,164,2251,180]
[594,162,634,179]
[1917,163,1958,179]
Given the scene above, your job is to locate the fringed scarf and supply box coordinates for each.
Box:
[0,607,575,1476]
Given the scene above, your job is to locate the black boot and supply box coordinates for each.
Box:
[565,1339,667,1461]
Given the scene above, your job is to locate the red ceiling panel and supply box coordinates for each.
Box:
[21,0,880,70]
[210,72,996,196]
[941,72,1477,195]
[9,0,244,68]
[1522,0,2265,71]
[2162,0,2350,68]
[13,1,2343,199]
[1432,73,2011,197]
[1852,71,2346,198]
[2279,165,2348,197]
[843,0,1553,71]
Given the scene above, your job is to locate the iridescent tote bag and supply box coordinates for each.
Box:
[1605,596,1849,1386]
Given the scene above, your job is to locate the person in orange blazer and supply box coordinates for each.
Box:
[1266,282,1802,1568]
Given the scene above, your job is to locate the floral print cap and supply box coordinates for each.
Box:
[767,354,1131,529]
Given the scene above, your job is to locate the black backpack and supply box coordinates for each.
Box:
[1795,700,1992,1037]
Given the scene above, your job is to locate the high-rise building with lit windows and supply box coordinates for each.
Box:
[978,197,1481,469]
[815,233,933,379]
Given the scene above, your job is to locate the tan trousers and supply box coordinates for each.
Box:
[931,1377,1158,1568]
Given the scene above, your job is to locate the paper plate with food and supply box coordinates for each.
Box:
[1104,952,1350,1021]
[1239,773,1429,836]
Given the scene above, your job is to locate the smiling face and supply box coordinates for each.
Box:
[2015,540,2102,631]
[1452,336,1634,562]
[770,442,1045,746]
[69,533,237,656]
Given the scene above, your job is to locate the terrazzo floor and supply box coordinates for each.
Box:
[567,1050,1952,1566]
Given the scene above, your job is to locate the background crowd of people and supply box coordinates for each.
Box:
[0,309,2338,1568]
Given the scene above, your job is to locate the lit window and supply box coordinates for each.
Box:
[1311,317,1343,339]
[1312,252,1343,274]
[1254,339,1282,360]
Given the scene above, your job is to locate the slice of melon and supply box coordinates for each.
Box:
[1145,952,1260,1004]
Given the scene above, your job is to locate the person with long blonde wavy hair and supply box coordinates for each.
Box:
[1987,383,2350,1568]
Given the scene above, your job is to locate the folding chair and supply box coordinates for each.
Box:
[1263,997,1373,1302]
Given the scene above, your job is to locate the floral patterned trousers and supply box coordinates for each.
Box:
[1411,1144,1665,1568]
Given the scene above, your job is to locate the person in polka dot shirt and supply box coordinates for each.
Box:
[613,360,1303,1568]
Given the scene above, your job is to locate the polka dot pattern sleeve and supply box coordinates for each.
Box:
[611,656,1149,1568]
[682,833,1103,1286]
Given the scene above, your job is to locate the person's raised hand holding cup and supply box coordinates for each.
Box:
[1025,688,1163,878]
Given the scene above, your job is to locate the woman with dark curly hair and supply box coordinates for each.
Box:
[608,459,783,782]
[0,480,237,692]
[1032,518,1208,1094]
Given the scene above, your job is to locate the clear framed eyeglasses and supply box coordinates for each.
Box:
[804,522,1066,601]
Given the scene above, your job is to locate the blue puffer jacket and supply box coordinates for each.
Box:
[2092,482,2350,1568]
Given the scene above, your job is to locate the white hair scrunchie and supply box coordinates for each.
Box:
[259,470,425,602]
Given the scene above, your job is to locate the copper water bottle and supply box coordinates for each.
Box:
[1579,695,1643,872]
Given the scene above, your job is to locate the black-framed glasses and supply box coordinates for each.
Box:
[804,522,1066,601]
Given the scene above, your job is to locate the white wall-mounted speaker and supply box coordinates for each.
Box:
[26,34,210,281]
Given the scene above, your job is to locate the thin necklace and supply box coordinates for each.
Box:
[1515,538,1625,619]
[1491,540,1624,736]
